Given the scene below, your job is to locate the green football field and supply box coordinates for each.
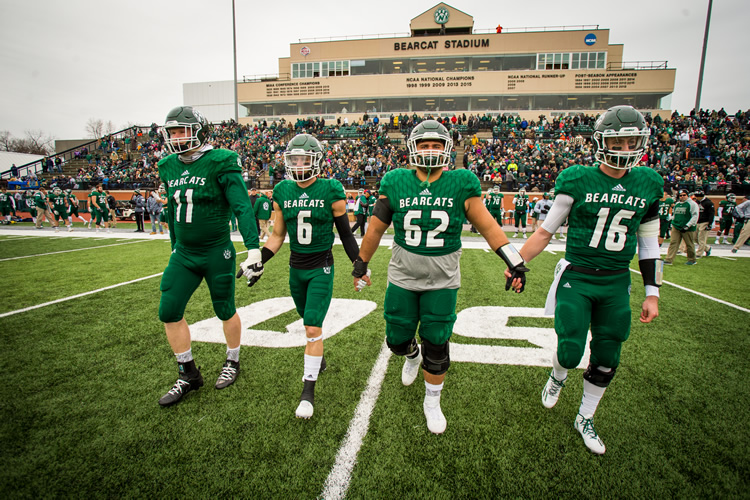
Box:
[0,226,748,498]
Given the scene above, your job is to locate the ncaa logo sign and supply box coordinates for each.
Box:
[584,33,597,46]
[300,46,310,56]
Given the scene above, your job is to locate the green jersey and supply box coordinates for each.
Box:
[49,193,67,209]
[672,200,697,232]
[486,192,504,213]
[0,192,11,207]
[254,194,272,220]
[368,195,377,216]
[379,168,481,257]
[719,199,737,219]
[272,178,346,254]
[92,190,107,211]
[158,148,258,250]
[513,194,529,214]
[554,165,663,270]
[34,191,48,208]
[658,198,674,220]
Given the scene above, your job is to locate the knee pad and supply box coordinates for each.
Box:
[387,338,417,356]
[583,363,617,388]
[421,339,450,376]
[211,273,236,321]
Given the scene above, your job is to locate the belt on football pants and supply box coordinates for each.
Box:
[567,265,629,276]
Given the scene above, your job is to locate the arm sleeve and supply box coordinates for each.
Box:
[219,171,259,250]
[540,194,574,233]
[687,200,700,227]
[334,214,359,262]
[637,226,661,297]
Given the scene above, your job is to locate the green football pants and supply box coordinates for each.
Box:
[383,283,458,346]
[159,242,237,323]
[554,269,632,369]
[289,265,334,328]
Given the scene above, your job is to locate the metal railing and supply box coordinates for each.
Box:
[607,61,669,70]
[473,25,600,34]
[298,32,410,43]
[241,73,291,83]
[1,125,151,183]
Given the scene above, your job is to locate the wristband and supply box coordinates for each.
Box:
[261,246,275,264]
[495,243,525,269]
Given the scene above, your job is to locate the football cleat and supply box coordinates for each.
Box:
[541,372,566,409]
[215,360,240,389]
[423,393,447,434]
[296,379,317,419]
[574,413,606,455]
[402,349,422,386]
[158,370,204,407]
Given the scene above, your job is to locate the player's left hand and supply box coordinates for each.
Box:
[237,248,264,287]
[354,269,371,292]
[639,295,659,323]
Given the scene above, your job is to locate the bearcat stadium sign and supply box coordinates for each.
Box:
[394,38,490,51]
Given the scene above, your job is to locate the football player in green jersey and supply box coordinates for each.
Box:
[156,106,263,407]
[158,184,169,235]
[260,133,362,419]
[89,184,111,233]
[50,186,73,232]
[0,187,13,222]
[716,193,737,245]
[352,120,528,434]
[24,190,36,223]
[486,185,505,227]
[657,192,674,246]
[510,106,663,454]
[512,188,529,238]
[65,189,90,228]
[254,189,273,241]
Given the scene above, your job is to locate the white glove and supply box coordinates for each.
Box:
[53,210,59,215]
[238,248,264,287]
[356,269,371,292]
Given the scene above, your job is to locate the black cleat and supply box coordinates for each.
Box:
[215,360,240,389]
[295,380,316,419]
[158,370,203,407]
[320,356,327,374]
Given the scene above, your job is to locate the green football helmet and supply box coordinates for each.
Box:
[727,193,736,203]
[284,134,323,182]
[407,120,453,171]
[593,105,650,170]
[492,185,501,194]
[53,187,62,195]
[161,106,211,154]
[65,189,72,195]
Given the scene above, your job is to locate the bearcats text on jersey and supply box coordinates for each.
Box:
[399,196,455,209]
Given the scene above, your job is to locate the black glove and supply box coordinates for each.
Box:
[496,243,529,293]
[505,264,530,293]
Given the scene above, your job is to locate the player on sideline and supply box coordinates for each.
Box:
[65,189,90,228]
[156,106,264,407]
[512,188,529,238]
[260,134,364,419]
[352,120,528,434]
[508,106,663,454]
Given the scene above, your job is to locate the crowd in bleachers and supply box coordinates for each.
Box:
[7,107,748,196]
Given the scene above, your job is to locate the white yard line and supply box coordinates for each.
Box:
[0,236,39,242]
[630,269,749,313]
[718,256,737,261]
[321,343,392,500]
[0,272,164,318]
[0,240,149,262]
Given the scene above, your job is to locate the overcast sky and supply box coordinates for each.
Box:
[1,0,747,141]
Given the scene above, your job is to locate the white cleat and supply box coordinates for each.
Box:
[541,372,566,409]
[523,233,527,239]
[295,400,314,419]
[574,413,606,455]
[402,350,422,386]
[423,393,447,434]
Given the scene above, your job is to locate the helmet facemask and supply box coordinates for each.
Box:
[162,123,206,154]
[284,149,322,182]
[408,135,452,173]
[594,129,650,170]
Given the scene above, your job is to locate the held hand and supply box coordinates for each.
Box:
[639,295,659,323]
[237,248,264,287]
[354,269,371,292]
[504,265,529,293]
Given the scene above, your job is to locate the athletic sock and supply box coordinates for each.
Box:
[551,352,568,381]
[226,346,240,362]
[425,381,444,397]
[175,348,193,363]
[303,354,323,382]
[579,379,607,417]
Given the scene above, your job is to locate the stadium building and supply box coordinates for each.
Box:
[205,3,676,125]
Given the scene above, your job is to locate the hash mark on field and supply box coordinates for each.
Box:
[718,256,737,261]
[0,240,149,262]
[320,343,392,500]
[0,236,39,242]
[630,269,750,313]
[0,272,164,318]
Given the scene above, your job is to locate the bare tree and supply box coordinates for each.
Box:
[0,130,13,151]
[0,130,54,155]
[105,120,115,135]
[86,118,104,139]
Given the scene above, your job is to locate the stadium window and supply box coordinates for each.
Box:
[571,53,580,70]
[597,52,606,69]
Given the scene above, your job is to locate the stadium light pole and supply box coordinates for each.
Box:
[694,0,713,112]
[232,0,239,123]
